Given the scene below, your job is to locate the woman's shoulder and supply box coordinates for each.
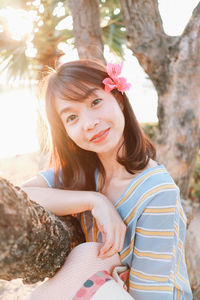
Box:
[146,159,158,169]
[132,161,179,215]
[145,159,176,183]
[136,159,179,196]
[38,168,55,188]
[21,168,55,188]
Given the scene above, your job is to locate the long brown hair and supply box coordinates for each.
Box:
[42,59,156,190]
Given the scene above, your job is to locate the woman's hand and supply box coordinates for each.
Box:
[91,194,126,258]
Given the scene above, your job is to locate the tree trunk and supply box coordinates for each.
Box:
[185,206,200,299]
[68,0,105,64]
[0,177,85,284]
[120,0,200,198]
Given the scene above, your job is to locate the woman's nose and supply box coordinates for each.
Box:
[83,117,100,131]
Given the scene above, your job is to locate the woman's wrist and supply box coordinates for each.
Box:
[89,192,106,211]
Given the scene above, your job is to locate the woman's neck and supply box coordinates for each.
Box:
[98,151,129,184]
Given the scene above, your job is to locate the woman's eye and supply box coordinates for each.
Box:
[66,114,77,123]
[91,98,102,107]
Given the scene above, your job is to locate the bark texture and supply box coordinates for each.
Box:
[0,177,85,284]
[68,0,105,64]
[120,0,200,197]
[185,206,200,299]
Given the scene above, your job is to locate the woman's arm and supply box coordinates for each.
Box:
[22,175,99,216]
[21,175,126,258]
[128,188,191,299]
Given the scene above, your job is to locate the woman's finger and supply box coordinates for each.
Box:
[103,224,126,257]
[99,233,113,257]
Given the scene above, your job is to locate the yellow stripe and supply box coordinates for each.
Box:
[174,223,179,235]
[125,184,177,224]
[170,273,180,290]
[176,255,190,287]
[177,288,180,300]
[136,228,174,237]
[176,246,190,287]
[143,207,176,213]
[178,241,183,250]
[129,282,173,292]
[177,271,190,287]
[134,248,172,260]
[170,273,181,299]
[80,213,89,242]
[130,269,169,282]
[120,237,134,260]
[116,169,166,208]
[97,174,102,192]
[170,273,185,299]
[175,224,189,286]
[177,202,187,223]
[93,218,98,242]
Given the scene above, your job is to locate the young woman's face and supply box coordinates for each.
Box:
[55,88,125,156]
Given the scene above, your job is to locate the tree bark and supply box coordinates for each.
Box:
[120,0,200,198]
[185,206,200,299]
[0,177,85,284]
[68,0,105,64]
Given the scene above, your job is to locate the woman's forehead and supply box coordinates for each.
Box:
[55,88,105,115]
[57,85,104,102]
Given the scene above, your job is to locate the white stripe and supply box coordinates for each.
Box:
[136,227,174,233]
[129,288,173,294]
[136,233,174,239]
[134,246,173,256]
[131,268,170,279]
[142,212,175,216]
[124,183,177,223]
[144,205,176,209]
[133,254,172,263]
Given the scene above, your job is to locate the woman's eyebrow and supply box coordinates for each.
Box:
[58,88,100,116]
[59,106,73,117]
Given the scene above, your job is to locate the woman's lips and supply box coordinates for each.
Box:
[90,128,110,143]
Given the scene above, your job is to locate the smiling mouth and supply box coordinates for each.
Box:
[90,128,110,142]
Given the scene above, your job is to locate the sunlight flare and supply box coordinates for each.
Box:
[0,7,34,41]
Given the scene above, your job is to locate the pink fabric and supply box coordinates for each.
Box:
[72,270,112,300]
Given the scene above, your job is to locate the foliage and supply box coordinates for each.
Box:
[0,0,126,85]
[0,0,72,84]
[100,0,126,58]
[141,122,158,141]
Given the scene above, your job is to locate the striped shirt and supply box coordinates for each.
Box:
[39,164,192,300]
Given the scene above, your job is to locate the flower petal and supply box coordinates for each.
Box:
[116,77,131,93]
[103,77,116,93]
[106,62,123,78]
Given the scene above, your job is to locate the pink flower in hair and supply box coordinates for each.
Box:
[102,62,131,94]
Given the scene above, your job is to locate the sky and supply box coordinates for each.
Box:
[0,0,199,158]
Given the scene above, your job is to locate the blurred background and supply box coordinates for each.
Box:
[0,0,200,299]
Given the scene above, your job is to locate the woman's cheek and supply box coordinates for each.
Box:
[67,127,82,146]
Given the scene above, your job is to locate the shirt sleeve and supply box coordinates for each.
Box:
[38,169,55,188]
[129,189,178,300]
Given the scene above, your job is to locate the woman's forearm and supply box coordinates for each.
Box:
[21,186,99,216]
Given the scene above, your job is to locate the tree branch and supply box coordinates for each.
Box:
[0,178,85,284]
[68,0,105,64]
[120,0,177,95]
[176,2,200,79]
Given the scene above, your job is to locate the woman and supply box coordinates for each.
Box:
[22,59,192,299]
